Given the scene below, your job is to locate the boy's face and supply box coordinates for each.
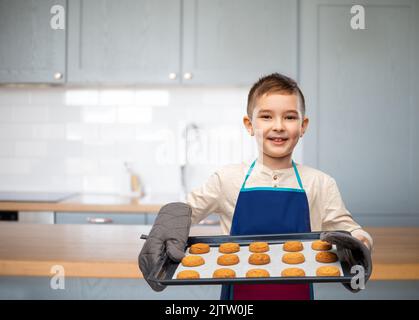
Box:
[243,93,309,161]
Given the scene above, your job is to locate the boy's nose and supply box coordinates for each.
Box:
[272,118,284,130]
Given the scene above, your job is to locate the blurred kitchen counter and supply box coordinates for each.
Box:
[0,225,418,280]
[0,223,222,278]
[0,193,181,213]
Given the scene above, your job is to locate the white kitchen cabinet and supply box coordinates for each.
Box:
[0,0,66,83]
[55,212,156,225]
[181,0,298,85]
[67,0,297,85]
[67,0,181,84]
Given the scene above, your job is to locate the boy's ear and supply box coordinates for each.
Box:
[300,117,309,137]
[243,115,254,136]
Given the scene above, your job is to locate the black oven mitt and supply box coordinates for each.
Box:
[138,202,192,292]
[320,231,372,293]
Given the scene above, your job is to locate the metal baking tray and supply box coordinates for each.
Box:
[146,232,355,286]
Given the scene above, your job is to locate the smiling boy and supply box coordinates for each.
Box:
[139,73,373,300]
[188,73,371,246]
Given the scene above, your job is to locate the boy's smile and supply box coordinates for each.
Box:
[244,93,309,169]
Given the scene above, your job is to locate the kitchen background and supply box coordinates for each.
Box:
[0,0,418,299]
[0,87,267,196]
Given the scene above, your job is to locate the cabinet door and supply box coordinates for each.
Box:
[182,0,298,85]
[300,0,419,226]
[55,212,152,225]
[0,0,66,83]
[67,0,181,84]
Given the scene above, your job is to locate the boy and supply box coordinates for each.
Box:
[139,73,373,300]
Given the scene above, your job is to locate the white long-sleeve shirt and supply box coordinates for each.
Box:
[186,159,373,248]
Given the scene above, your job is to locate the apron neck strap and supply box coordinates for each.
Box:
[241,159,304,190]
[292,160,304,190]
[241,159,257,189]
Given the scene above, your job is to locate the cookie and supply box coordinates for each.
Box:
[282,252,305,264]
[213,268,236,279]
[311,240,332,251]
[177,270,200,279]
[316,266,340,277]
[181,255,205,267]
[281,268,306,277]
[219,242,240,254]
[248,253,271,265]
[249,242,269,253]
[189,243,210,254]
[315,251,338,263]
[283,241,304,252]
[217,254,240,266]
[246,269,270,278]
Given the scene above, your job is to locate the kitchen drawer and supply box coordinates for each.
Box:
[55,212,155,225]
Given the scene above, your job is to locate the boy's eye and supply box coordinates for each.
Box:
[260,115,271,119]
[285,115,298,120]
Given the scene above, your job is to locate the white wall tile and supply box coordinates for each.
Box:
[48,175,83,192]
[169,88,205,108]
[138,164,181,194]
[0,158,33,175]
[0,142,15,156]
[82,141,116,158]
[49,106,81,123]
[0,89,30,105]
[33,124,67,140]
[83,175,119,193]
[48,141,82,158]
[66,123,100,141]
[114,141,157,162]
[30,89,65,105]
[99,124,136,141]
[0,86,300,195]
[0,124,34,140]
[135,90,170,106]
[65,158,99,175]
[99,90,135,106]
[15,141,48,157]
[0,175,44,191]
[117,106,153,123]
[12,105,49,123]
[82,106,116,123]
[0,106,13,122]
[202,88,248,107]
[98,159,125,174]
[65,90,99,106]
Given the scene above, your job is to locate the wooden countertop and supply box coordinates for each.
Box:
[0,193,180,213]
[0,224,418,280]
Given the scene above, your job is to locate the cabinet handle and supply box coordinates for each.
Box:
[54,72,63,80]
[183,72,193,80]
[168,73,177,80]
[87,217,113,224]
[199,219,220,226]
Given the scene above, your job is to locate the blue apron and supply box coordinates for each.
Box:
[220,159,313,300]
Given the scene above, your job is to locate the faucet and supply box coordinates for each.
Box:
[180,123,200,200]
[179,123,221,227]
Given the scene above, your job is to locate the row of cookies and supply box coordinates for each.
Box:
[177,266,341,279]
[189,240,333,255]
[181,251,338,267]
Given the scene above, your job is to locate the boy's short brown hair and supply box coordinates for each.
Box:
[247,73,306,118]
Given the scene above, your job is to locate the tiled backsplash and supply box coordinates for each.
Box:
[0,87,303,196]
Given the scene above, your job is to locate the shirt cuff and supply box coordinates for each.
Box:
[351,228,374,251]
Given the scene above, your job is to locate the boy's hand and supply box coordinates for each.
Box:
[138,202,192,292]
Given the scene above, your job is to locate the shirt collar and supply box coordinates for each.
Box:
[253,158,296,177]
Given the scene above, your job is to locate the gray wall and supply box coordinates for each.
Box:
[300,0,419,227]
